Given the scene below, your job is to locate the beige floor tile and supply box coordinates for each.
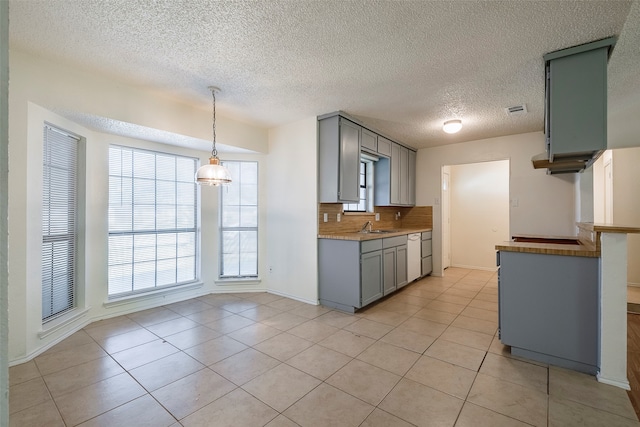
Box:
[474,292,498,303]
[162,325,221,350]
[265,414,301,427]
[326,359,401,405]
[405,355,476,399]
[397,316,448,338]
[549,366,637,420]
[379,328,436,354]
[184,335,248,366]
[413,307,458,324]
[288,320,340,343]
[41,330,95,355]
[129,351,204,391]
[343,318,394,340]
[185,306,233,324]
[8,360,41,387]
[127,306,182,327]
[377,301,422,316]
[286,345,352,380]
[198,293,243,307]
[284,382,374,427]
[8,399,64,427]
[43,356,124,398]
[360,408,414,427]
[254,332,314,361]
[461,306,498,322]
[356,341,420,376]
[436,293,473,306]
[111,339,179,370]
[479,353,548,393]
[152,368,236,419]
[386,293,432,307]
[467,373,548,427]
[319,329,375,357]
[165,299,212,316]
[83,318,143,341]
[468,299,498,312]
[315,310,360,328]
[243,363,321,412]
[403,288,443,300]
[77,394,175,427]
[455,402,531,427]
[427,300,467,315]
[35,342,108,376]
[263,312,309,331]
[95,327,158,353]
[211,348,281,385]
[379,378,464,426]
[9,377,52,415]
[425,339,487,371]
[145,316,201,338]
[244,292,285,305]
[440,326,493,351]
[54,373,146,426]
[361,309,410,327]
[205,313,255,334]
[218,300,260,314]
[227,323,282,346]
[287,304,331,319]
[181,387,278,427]
[443,288,480,299]
[451,315,498,335]
[268,298,308,311]
[549,396,640,427]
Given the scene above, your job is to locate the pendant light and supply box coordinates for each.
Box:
[195,86,232,186]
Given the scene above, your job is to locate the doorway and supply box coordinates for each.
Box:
[442,160,510,271]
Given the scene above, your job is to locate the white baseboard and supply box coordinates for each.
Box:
[450,264,498,272]
[597,373,631,390]
[267,289,318,306]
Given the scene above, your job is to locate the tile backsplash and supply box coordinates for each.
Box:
[318,203,432,234]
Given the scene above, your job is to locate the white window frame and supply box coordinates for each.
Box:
[219,161,258,279]
[107,145,199,297]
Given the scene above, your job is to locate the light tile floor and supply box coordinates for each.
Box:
[9,267,640,426]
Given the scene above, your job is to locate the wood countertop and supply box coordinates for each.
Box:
[495,239,599,257]
[318,228,432,241]
[577,222,640,234]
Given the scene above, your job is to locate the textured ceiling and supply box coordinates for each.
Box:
[8,0,639,149]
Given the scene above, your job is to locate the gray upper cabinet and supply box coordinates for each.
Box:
[408,149,416,206]
[361,128,378,153]
[318,115,361,203]
[376,142,415,206]
[377,136,392,157]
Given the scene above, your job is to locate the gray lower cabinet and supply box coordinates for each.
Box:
[318,238,383,313]
[421,231,432,276]
[498,250,599,374]
[382,235,407,295]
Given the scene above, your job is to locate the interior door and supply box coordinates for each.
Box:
[442,170,451,269]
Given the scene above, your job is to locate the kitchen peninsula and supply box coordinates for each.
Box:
[496,222,640,389]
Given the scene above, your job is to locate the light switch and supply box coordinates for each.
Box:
[337,213,341,222]
[323,213,328,222]
[511,198,519,207]
[375,213,380,221]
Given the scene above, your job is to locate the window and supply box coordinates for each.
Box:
[108,146,198,297]
[344,160,374,212]
[219,161,258,278]
[42,124,78,322]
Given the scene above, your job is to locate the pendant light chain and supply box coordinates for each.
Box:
[211,87,218,158]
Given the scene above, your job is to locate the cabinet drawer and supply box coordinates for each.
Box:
[377,137,392,157]
[421,255,433,276]
[421,231,432,240]
[383,235,407,248]
[421,239,432,256]
[361,239,383,253]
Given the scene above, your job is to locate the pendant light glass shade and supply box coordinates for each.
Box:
[195,86,232,186]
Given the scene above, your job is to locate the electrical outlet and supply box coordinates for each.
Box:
[323,213,328,222]
[375,213,380,221]
[337,213,341,222]
[511,198,519,207]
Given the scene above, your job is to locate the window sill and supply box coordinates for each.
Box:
[215,277,262,286]
[104,282,204,308]
[39,307,91,339]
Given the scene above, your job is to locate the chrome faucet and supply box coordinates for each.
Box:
[361,221,373,232]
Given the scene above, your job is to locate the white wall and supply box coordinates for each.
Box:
[612,147,640,286]
[1,0,9,421]
[7,50,275,363]
[416,132,577,275]
[449,160,509,270]
[264,117,318,303]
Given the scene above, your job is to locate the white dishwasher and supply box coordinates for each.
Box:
[407,233,421,282]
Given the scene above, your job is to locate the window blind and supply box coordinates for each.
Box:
[42,125,78,322]
[220,161,258,278]
[108,145,198,296]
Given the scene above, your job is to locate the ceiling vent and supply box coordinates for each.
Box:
[505,104,528,116]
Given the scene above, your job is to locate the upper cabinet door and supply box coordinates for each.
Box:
[398,145,409,205]
[390,143,402,205]
[338,119,361,202]
[377,137,392,157]
[408,149,416,206]
[361,128,377,152]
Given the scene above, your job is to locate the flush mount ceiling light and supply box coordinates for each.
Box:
[443,119,462,134]
[195,86,232,186]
